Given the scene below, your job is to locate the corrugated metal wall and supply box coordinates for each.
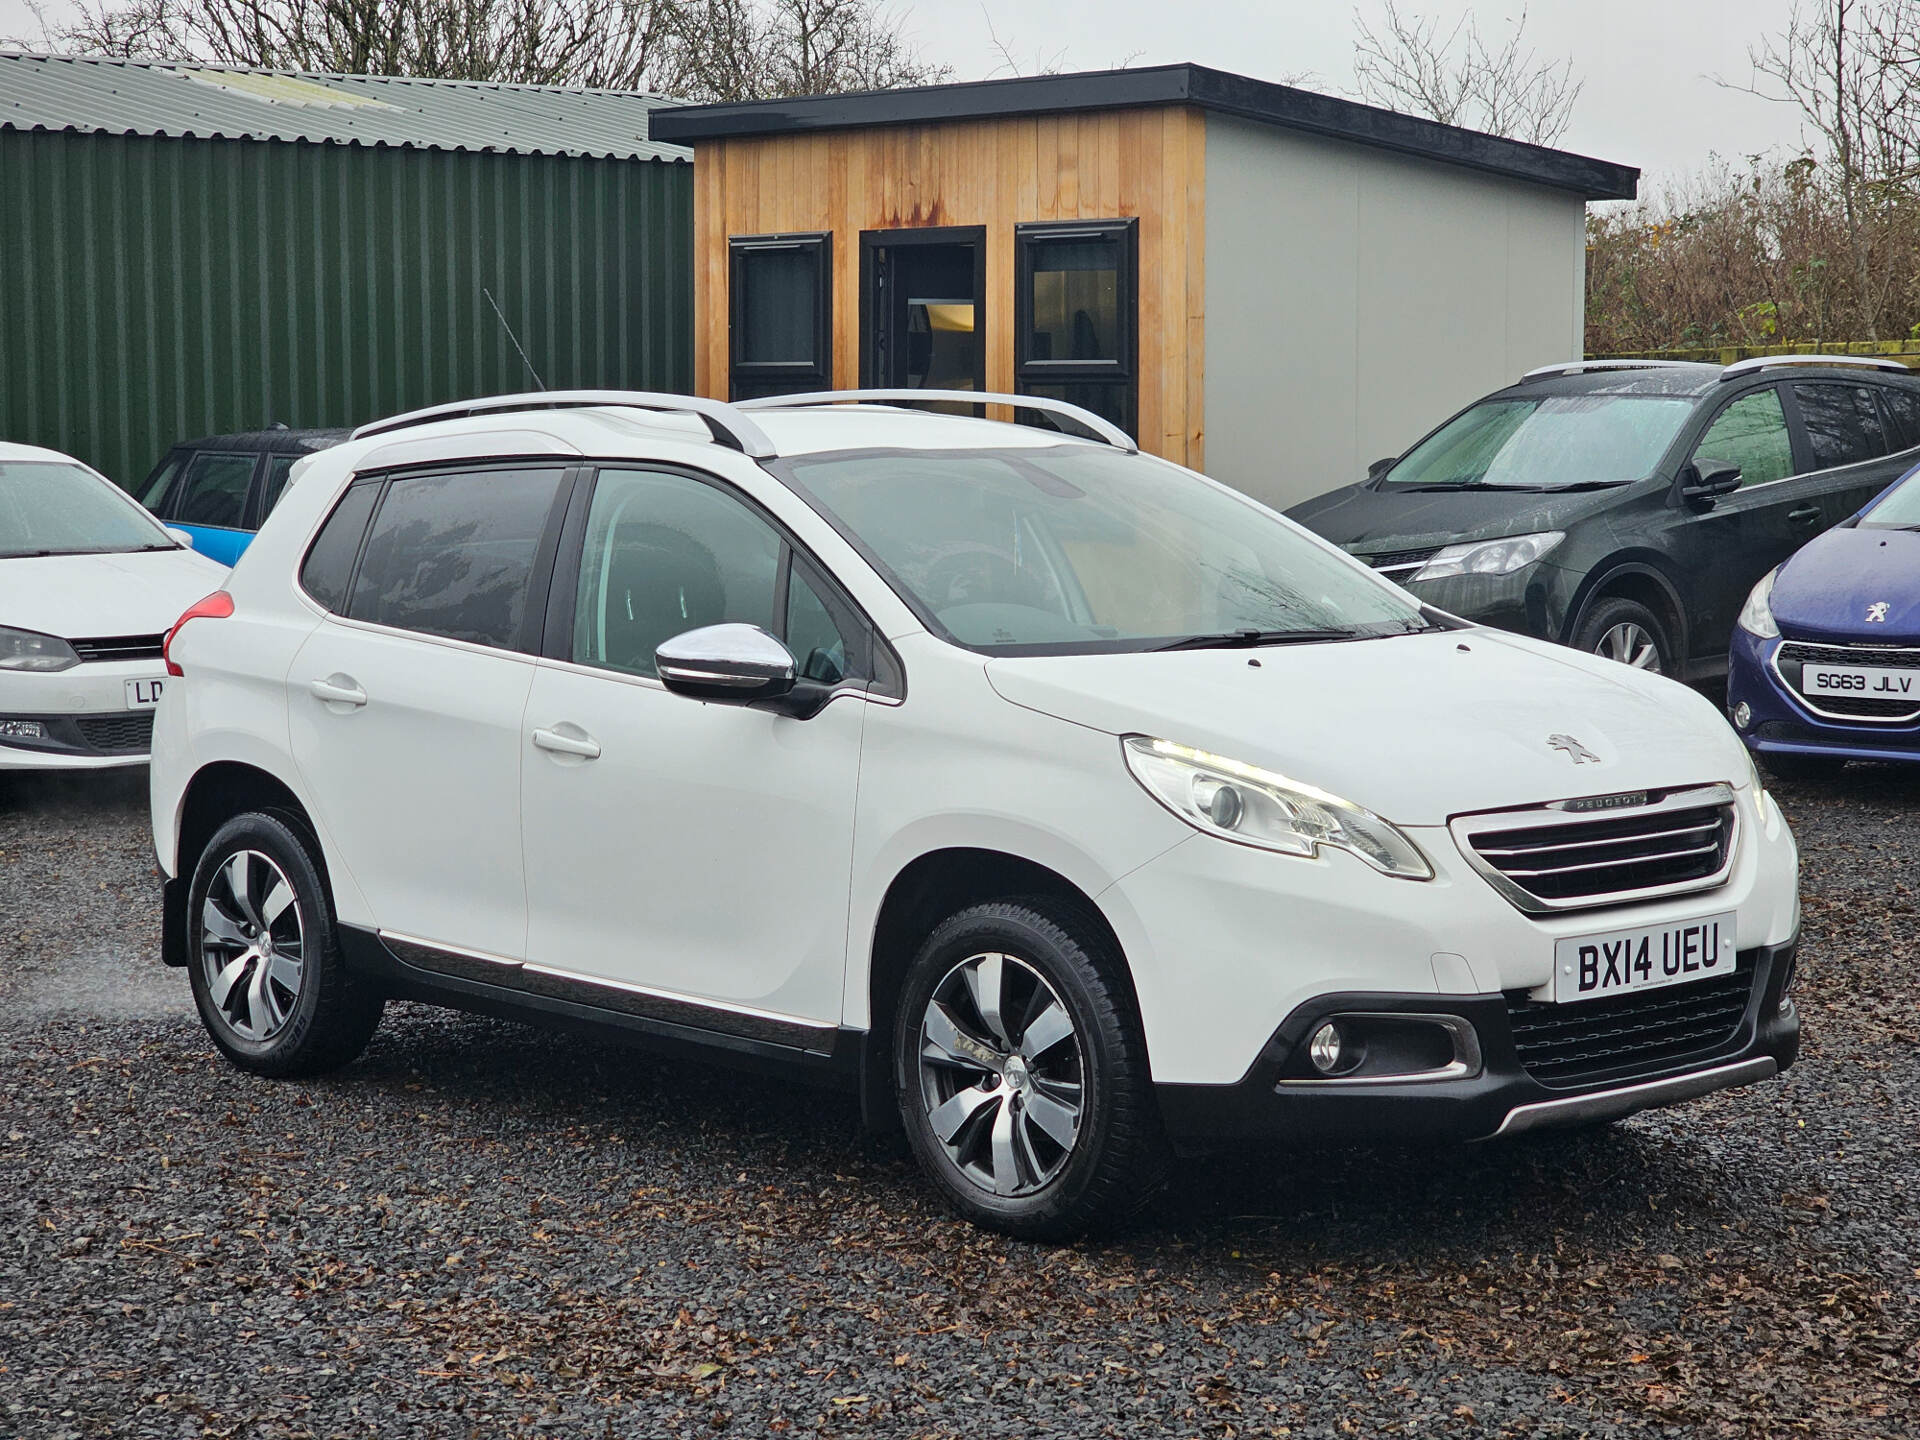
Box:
[0,130,693,487]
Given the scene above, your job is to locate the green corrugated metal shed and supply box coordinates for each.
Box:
[0,53,694,488]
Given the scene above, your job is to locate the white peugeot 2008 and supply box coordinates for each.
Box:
[0,441,229,770]
[149,391,1801,1238]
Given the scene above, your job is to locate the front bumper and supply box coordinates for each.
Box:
[1728,627,1920,763]
[0,660,167,769]
[1156,937,1799,1145]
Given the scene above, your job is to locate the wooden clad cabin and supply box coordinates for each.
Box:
[652,65,1637,511]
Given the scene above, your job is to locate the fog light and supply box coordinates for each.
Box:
[1732,701,1752,730]
[0,719,47,740]
[1308,1022,1345,1074]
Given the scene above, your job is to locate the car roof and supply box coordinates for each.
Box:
[0,440,90,465]
[173,427,351,453]
[1504,361,1920,402]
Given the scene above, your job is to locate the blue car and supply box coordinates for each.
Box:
[1728,461,1920,778]
[136,426,347,565]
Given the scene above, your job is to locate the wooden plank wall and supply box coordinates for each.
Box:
[691,106,1207,469]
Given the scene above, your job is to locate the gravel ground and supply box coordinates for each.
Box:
[1,765,1915,1439]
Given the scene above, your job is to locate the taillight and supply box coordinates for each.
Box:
[163,591,234,676]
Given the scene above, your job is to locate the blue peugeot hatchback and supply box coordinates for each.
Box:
[1728,461,1920,778]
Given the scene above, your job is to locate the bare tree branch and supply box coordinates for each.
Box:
[1351,0,1582,146]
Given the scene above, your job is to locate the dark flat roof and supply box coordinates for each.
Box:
[650,63,1637,201]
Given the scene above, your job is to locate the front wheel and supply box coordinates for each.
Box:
[893,900,1168,1241]
[1573,597,1675,676]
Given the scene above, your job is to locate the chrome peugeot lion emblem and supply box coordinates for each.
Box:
[1867,601,1891,623]
[1547,733,1600,765]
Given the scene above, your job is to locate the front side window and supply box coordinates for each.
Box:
[1794,383,1891,469]
[785,445,1426,654]
[348,467,567,650]
[0,461,175,558]
[1384,395,1695,491]
[1016,221,1137,438]
[571,467,850,681]
[173,452,258,528]
[1693,389,1795,487]
[137,452,186,508]
[730,234,832,401]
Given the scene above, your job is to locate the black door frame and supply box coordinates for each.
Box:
[858,226,989,394]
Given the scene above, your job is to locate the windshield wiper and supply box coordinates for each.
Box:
[1156,627,1361,652]
[1391,481,1549,493]
[0,549,58,558]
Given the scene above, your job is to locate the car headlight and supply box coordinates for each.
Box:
[1122,736,1432,878]
[0,626,80,672]
[1411,531,1564,582]
[1738,567,1781,639]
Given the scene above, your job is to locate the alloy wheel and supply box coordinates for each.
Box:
[916,951,1086,1197]
[1596,620,1663,672]
[199,849,306,1042]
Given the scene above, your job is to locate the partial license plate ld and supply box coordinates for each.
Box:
[1551,911,1737,1004]
[124,677,164,710]
[1803,662,1919,701]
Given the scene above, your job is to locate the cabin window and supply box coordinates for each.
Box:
[1015,220,1138,438]
[729,234,832,400]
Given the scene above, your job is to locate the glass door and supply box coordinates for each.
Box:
[861,227,986,414]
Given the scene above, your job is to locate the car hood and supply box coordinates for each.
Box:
[0,548,229,640]
[1772,526,1920,643]
[984,629,1747,826]
[1285,479,1635,553]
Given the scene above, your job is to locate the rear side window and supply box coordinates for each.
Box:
[1693,389,1795,487]
[299,481,381,613]
[174,452,257,528]
[1795,384,1891,469]
[349,467,567,650]
[260,455,297,518]
[1880,386,1920,449]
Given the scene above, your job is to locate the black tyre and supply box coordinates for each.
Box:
[1759,751,1848,783]
[893,900,1168,1240]
[185,811,383,1077]
[1574,596,1675,676]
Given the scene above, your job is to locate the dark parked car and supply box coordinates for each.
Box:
[136,426,347,565]
[1287,356,1920,680]
[1727,455,1920,778]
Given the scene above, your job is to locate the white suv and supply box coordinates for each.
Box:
[150,390,1802,1238]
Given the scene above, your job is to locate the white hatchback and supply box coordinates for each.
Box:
[0,441,228,770]
[150,391,1802,1238]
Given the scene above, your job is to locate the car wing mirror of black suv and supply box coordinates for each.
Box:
[1367,456,1398,482]
[1678,459,1743,509]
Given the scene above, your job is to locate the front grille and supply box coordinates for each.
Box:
[74,713,154,754]
[1364,546,1441,577]
[70,634,165,663]
[1775,640,1920,722]
[1454,787,1737,912]
[1506,958,1755,1088]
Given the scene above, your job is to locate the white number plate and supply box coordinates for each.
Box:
[124,677,165,709]
[1803,663,1919,702]
[1551,911,1737,1003]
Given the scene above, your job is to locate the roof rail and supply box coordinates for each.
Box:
[736,389,1139,452]
[1520,359,1701,382]
[348,390,776,458]
[1719,353,1913,381]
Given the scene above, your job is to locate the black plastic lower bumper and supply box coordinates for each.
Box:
[1156,938,1800,1147]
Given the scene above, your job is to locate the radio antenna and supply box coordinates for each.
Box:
[483,286,545,391]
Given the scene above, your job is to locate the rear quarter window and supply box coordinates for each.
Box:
[299,481,381,613]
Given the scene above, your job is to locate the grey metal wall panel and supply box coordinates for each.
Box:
[0,129,693,487]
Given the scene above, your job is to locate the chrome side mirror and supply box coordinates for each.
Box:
[655,623,797,706]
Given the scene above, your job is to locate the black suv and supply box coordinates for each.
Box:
[1287,358,1920,679]
[136,426,348,566]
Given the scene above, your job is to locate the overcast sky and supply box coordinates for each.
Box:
[2,0,1817,194]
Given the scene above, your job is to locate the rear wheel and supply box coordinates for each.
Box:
[186,811,383,1077]
[1574,596,1674,676]
[893,900,1167,1240]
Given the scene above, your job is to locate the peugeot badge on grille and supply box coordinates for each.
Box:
[1867,601,1890,623]
[1547,733,1600,764]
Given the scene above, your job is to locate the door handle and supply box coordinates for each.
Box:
[531,724,602,760]
[1787,504,1823,524]
[308,675,367,708]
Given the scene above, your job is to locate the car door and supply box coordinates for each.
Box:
[166,450,261,566]
[1666,384,1829,659]
[518,464,873,1035]
[1787,379,1912,519]
[288,462,574,965]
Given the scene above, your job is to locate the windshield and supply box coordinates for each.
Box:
[0,461,175,558]
[1383,394,1696,490]
[1861,463,1920,527]
[783,446,1428,653]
